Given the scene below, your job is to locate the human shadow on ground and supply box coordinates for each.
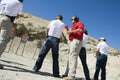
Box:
[0,59,27,66]
[0,63,54,78]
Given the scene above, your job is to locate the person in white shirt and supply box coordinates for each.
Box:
[0,0,23,69]
[33,15,68,78]
[93,37,109,80]
[0,0,23,22]
[78,29,91,80]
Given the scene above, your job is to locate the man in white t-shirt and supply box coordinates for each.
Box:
[93,37,109,80]
[33,15,68,78]
[0,0,23,69]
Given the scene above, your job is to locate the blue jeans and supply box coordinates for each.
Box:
[79,47,91,80]
[94,53,107,80]
[33,36,60,76]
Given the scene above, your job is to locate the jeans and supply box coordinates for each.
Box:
[79,47,91,80]
[94,53,107,80]
[33,36,60,76]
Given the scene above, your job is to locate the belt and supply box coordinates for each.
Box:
[100,53,107,56]
[0,14,16,23]
[48,36,60,40]
[0,14,13,18]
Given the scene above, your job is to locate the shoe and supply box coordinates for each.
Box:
[86,78,92,80]
[0,64,3,69]
[91,78,99,80]
[63,76,75,80]
[53,75,61,78]
[33,67,39,72]
[61,74,68,78]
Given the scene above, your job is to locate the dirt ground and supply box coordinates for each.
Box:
[0,51,120,80]
[0,37,120,80]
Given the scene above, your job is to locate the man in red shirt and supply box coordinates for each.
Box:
[64,16,84,80]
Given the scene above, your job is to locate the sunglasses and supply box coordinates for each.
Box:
[71,19,74,21]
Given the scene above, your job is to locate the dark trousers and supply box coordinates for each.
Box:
[33,36,60,76]
[94,53,107,80]
[79,47,91,80]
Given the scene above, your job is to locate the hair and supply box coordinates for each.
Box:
[71,16,79,22]
[84,29,88,35]
[18,0,23,3]
[57,15,63,20]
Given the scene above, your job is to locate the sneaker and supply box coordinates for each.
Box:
[61,74,68,78]
[33,67,39,72]
[0,64,3,69]
[53,75,61,78]
[63,76,75,80]
[86,78,92,80]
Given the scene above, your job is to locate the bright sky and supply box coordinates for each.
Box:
[23,0,120,51]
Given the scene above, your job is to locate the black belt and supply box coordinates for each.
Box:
[48,36,60,42]
[6,15,16,23]
[48,36,60,40]
[0,14,16,23]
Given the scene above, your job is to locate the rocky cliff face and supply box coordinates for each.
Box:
[10,12,120,56]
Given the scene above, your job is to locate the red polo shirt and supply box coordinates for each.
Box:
[69,21,84,41]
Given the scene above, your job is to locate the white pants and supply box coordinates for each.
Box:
[68,39,82,78]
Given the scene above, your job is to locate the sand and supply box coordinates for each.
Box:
[0,51,120,80]
[0,37,120,80]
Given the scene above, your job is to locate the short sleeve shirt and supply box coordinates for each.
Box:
[0,0,23,16]
[69,21,84,41]
[48,19,65,38]
[97,41,109,55]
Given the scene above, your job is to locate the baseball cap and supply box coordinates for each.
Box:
[98,37,106,41]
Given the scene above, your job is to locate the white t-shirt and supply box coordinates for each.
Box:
[0,0,23,16]
[82,33,88,48]
[97,41,109,55]
[48,19,65,38]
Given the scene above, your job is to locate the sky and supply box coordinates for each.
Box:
[23,0,120,51]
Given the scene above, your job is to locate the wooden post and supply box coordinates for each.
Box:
[33,39,44,59]
[7,27,16,53]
